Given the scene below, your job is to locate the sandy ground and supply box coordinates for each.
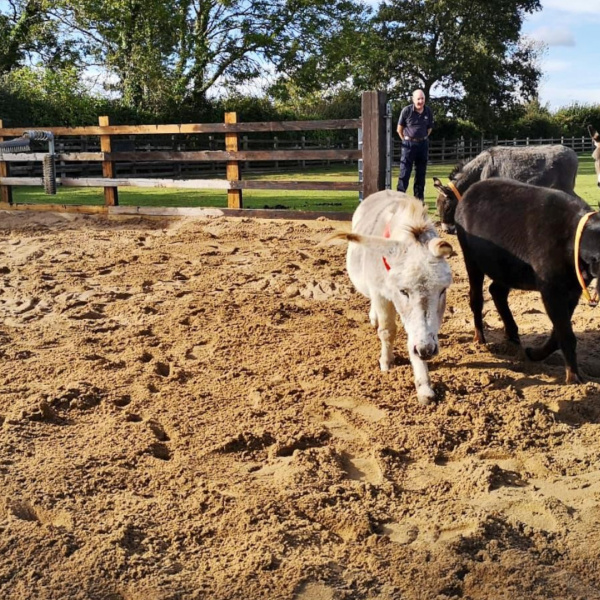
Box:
[1,209,600,600]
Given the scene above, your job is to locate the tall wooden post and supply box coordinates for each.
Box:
[0,120,13,205]
[361,91,387,199]
[99,115,118,206]
[225,112,242,209]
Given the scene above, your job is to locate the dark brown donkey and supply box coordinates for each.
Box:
[455,178,599,383]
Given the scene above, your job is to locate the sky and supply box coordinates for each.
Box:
[522,0,600,110]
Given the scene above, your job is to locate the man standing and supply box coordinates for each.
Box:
[396,89,434,202]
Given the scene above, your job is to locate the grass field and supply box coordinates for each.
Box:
[7,155,599,215]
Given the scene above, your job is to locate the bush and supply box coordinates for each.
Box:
[553,103,600,137]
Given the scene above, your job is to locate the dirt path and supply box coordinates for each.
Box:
[1,210,600,599]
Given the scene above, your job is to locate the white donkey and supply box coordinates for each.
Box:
[329,190,454,405]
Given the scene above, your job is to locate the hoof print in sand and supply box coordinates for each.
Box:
[148,420,170,442]
[149,442,171,461]
[342,453,383,485]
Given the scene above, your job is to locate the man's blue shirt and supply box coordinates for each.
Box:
[398,105,434,139]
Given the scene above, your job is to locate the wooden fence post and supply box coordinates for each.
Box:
[99,116,118,206]
[225,111,242,209]
[361,91,387,198]
[0,120,13,205]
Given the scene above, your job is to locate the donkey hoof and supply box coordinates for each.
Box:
[379,358,393,372]
[565,367,582,385]
[473,330,486,344]
[417,387,436,406]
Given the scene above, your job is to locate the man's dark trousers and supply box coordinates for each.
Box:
[396,139,428,201]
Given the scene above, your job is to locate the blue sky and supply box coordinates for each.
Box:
[522,0,600,110]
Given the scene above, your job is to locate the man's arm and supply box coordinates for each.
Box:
[427,107,434,138]
[397,124,405,140]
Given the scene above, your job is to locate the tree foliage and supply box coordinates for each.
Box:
[3,0,590,138]
[45,0,368,115]
[352,0,543,132]
[0,0,77,75]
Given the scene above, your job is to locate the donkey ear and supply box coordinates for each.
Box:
[432,177,450,197]
[324,231,401,257]
[428,238,455,258]
[590,125,600,143]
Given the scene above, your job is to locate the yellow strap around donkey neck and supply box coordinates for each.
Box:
[574,211,599,306]
[447,181,462,201]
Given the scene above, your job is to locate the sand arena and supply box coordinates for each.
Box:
[1,211,600,599]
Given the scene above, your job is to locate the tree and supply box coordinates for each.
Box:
[50,0,368,114]
[0,0,84,76]
[350,0,543,132]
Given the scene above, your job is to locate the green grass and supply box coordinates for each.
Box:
[574,156,600,209]
[7,157,599,215]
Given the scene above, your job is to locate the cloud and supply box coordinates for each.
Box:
[528,26,575,46]
[539,83,600,110]
[541,0,600,14]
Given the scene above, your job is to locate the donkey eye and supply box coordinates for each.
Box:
[400,289,409,298]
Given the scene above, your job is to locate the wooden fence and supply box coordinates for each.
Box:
[3,135,360,180]
[2,90,594,219]
[3,132,594,182]
[0,91,388,219]
[424,135,596,164]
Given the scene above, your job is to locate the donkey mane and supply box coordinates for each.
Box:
[394,197,435,241]
[448,161,466,180]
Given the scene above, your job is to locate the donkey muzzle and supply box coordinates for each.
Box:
[414,342,439,361]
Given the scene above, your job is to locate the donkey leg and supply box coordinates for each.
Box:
[527,290,578,362]
[525,332,558,361]
[489,281,520,343]
[408,347,436,406]
[368,302,378,328]
[537,289,581,383]
[463,256,486,343]
[371,294,397,371]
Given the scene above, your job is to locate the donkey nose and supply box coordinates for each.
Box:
[414,343,438,360]
[442,224,456,235]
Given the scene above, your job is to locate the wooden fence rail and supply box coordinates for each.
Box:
[0,119,362,137]
[3,134,593,180]
[400,135,596,165]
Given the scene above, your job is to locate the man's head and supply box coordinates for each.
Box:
[412,89,426,110]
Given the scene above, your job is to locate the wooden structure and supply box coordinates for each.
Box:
[0,120,12,205]
[0,91,389,220]
[361,91,387,198]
